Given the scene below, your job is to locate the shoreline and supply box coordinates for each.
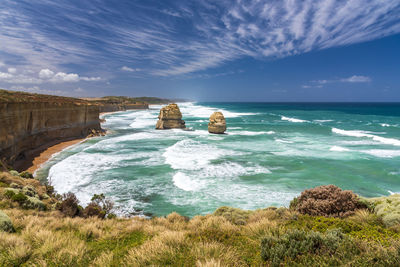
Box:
[23,138,86,174]
[26,107,158,176]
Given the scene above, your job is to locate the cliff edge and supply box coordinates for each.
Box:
[0,89,101,170]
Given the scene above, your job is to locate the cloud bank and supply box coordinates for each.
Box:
[0,0,399,78]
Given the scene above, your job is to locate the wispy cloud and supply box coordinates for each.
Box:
[0,0,399,78]
[340,75,371,83]
[303,75,372,88]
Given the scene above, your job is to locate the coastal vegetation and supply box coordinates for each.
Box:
[1,170,400,266]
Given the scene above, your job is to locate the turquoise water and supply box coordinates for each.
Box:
[36,102,400,217]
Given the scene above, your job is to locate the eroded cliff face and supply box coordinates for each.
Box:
[155,103,186,129]
[0,101,100,167]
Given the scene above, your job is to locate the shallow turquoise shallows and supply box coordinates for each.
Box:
[36,102,400,217]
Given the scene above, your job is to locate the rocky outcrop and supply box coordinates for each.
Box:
[155,104,186,129]
[208,112,226,134]
[0,90,101,168]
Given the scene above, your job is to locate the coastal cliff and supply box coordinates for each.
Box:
[0,90,101,169]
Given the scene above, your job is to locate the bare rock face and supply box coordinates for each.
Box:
[155,104,186,129]
[208,112,226,134]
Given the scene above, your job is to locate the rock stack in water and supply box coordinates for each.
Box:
[156,103,186,129]
[208,112,226,134]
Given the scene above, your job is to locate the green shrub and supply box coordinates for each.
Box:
[4,190,16,199]
[363,194,400,227]
[0,210,14,232]
[22,196,46,211]
[9,170,19,176]
[11,192,28,204]
[19,171,33,178]
[287,215,399,246]
[261,229,346,266]
[213,206,252,225]
[83,193,114,219]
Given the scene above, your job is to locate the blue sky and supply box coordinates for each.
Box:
[0,0,399,101]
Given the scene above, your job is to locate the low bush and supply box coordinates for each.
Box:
[83,194,114,219]
[11,193,27,205]
[213,206,252,225]
[3,190,16,199]
[19,171,33,179]
[261,228,346,266]
[0,210,14,232]
[57,192,82,217]
[290,185,363,218]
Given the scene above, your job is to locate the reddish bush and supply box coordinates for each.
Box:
[57,192,82,217]
[290,185,363,218]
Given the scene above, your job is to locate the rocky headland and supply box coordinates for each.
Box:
[208,111,226,134]
[155,103,186,129]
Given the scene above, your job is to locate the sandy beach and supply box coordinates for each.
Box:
[16,138,86,174]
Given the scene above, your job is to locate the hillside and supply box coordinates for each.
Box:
[1,170,400,266]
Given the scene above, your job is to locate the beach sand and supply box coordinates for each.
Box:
[14,138,86,174]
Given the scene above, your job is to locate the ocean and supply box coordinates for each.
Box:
[36,102,400,217]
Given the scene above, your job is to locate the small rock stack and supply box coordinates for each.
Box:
[208,112,226,134]
[156,104,186,129]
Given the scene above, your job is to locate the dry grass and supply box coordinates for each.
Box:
[0,205,400,266]
[1,171,400,266]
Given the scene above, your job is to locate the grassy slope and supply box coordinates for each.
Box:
[1,171,400,266]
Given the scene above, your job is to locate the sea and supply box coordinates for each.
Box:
[35,102,400,217]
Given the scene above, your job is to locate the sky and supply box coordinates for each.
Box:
[0,0,399,102]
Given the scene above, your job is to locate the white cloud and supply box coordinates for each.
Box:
[7,67,16,74]
[340,75,371,83]
[121,66,141,72]
[0,62,5,68]
[38,68,101,83]
[0,72,13,79]
[80,76,101,81]
[51,72,80,82]
[39,69,54,79]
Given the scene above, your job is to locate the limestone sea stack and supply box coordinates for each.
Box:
[155,103,186,129]
[208,112,226,134]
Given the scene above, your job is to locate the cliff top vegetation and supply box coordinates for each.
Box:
[1,171,400,266]
[0,89,90,104]
[82,96,172,105]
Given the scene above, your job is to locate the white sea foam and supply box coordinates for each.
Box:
[330,146,350,152]
[281,116,307,123]
[228,131,274,136]
[380,123,399,128]
[332,128,400,146]
[173,172,206,191]
[179,102,259,118]
[314,119,333,123]
[275,139,294,144]
[129,111,157,128]
[362,149,400,158]
[163,139,231,170]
